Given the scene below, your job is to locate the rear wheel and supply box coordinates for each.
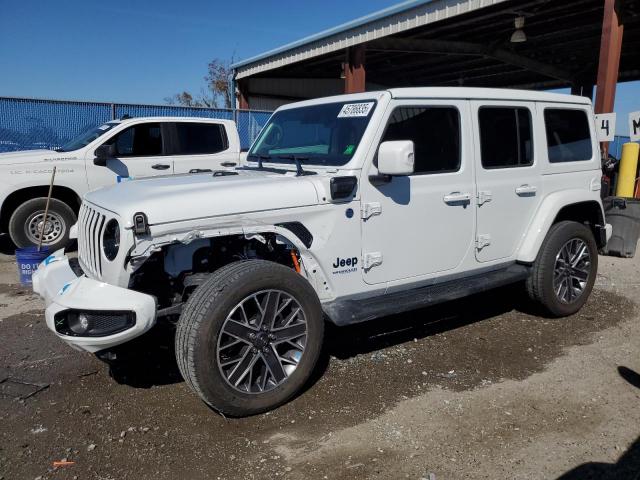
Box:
[526,220,598,317]
[8,198,76,251]
[175,260,324,417]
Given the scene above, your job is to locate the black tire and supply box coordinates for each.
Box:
[8,197,76,252]
[175,260,324,417]
[526,220,598,317]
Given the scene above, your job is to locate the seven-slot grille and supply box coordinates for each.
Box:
[77,203,107,279]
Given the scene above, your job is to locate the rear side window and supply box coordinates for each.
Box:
[111,123,163,157]
[544,109,593,162]
[173,123,228,155]
[381,106,460,174]
[479,107,533,168]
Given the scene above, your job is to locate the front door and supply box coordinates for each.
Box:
[86,122,174,189]
[471,101,543,262]
[360,100,476,285]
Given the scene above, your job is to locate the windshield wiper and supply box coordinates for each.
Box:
[277,155,314,176]
[251,154,271,169]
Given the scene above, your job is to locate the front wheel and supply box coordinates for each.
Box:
[175,260,324,417]
[8,197,76,252]
[526,220,598,317]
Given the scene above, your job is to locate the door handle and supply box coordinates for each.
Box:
[220,161,237,167]
[443,192,471,205]
[151,164,171,170]
[515,184,537,196]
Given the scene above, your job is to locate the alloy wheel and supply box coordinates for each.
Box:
[216,290,307,394]
[553,238,591,304]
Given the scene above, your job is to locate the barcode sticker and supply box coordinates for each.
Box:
[338,102,374,118]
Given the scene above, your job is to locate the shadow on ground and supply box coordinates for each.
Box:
[556,366,640,480]
[109,282,533,391]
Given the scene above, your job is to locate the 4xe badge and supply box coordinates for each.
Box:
[332,256,358,275]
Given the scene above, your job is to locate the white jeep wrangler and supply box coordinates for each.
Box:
[0,117,240,251]
[33,88,611,417]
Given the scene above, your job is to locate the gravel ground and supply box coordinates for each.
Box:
[1,234,639,480]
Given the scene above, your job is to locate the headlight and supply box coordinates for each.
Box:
[103,219,120,261]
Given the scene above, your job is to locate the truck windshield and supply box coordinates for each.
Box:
[248,101,376,167]
[56,122,120,152]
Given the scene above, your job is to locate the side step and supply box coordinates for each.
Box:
[323,264,531,326]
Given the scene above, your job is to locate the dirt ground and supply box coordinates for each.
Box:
[1,234,639,480]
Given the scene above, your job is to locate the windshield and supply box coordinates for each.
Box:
[248,101,376,166]
[57,122,120,152]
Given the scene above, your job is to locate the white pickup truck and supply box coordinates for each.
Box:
[0,117,242,251]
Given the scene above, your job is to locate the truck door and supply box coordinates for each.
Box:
[169,122,240,173]
[471,101,543,262]
[86,122,173,189]
[360,100,476,285]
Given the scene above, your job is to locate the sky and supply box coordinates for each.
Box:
[0,0,638,135]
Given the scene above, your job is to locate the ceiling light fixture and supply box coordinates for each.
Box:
[510,16,527,43]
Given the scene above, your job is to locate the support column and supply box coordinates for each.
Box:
[594,0,624,115]
[344,45,366,94]
[594,0,624,158]
[236,80,249,110]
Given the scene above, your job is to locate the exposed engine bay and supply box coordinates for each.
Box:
[128,233,301,321]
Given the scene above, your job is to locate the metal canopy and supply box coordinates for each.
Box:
[235,0,640,102]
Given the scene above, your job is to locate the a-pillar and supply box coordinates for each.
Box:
[594,0,624,155]
[344,45,366,94]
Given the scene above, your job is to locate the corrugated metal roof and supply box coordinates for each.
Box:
[233,0,509,79]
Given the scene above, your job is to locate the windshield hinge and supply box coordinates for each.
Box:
[362,202,382,220]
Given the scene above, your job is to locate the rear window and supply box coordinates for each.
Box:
[479,107,533,168]
[173,123,227,155]
[544,109,593,163]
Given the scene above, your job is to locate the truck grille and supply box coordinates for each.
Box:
[77,203,107,279]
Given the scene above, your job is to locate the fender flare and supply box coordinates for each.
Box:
[517,189,605,263]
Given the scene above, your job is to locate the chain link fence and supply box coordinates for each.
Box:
[0,96,272,153]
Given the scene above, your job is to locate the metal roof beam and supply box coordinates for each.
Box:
[369,37,573,82]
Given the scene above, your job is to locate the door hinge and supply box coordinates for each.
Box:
[476,234,491,250]
[477,190,492,206]
[363,252,383,270]
[362,202,382,220]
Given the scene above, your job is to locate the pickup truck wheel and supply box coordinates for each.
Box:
[175,260,324,417]
[526,220,598,317]
[8,198,76,252]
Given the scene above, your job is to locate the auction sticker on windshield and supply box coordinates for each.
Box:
[338,102,374,118]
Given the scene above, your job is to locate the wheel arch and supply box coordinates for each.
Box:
[0,185,82,232]
[517,190,606,263]
[132,222,331,300]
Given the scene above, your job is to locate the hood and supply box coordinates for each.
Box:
[0,149,74,166]
[84,169,321,226]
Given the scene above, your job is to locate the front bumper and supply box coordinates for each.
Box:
[32,250,156,353]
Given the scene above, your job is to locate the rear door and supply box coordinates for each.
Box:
[86,122,173,189]
[471,101,543,262]
[169,122,239,173]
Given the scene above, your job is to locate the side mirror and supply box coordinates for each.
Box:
[377,140,415,176]
[93,144,116,166]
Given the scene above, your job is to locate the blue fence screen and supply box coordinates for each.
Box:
[0,97,272,153]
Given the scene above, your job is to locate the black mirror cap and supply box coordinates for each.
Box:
[330,176,358,200]
[93,144,115,166]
